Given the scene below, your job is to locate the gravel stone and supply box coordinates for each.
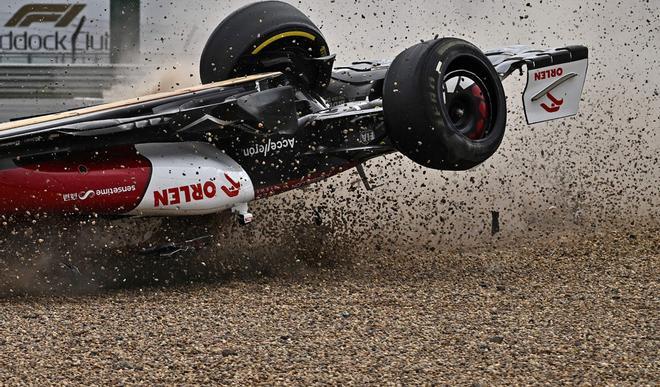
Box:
[0,228,656,385]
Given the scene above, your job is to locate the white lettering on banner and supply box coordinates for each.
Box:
[0,1,110,60]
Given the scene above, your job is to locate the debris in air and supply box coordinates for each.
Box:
[491,211,500,235]
[60,262,82,275]
[139,235,213,257]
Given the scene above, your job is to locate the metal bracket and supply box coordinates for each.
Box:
[356,163,382,191]
[139,235,213,257]
[231,202,254,225]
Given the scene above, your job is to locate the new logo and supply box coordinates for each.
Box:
[154,182,217,208]
[540,92,564,113]
[220,174,241,198]
[5,3,86,27]
[152,176,242,208]
[534,67,564,81]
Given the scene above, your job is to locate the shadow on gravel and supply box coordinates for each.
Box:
[0,210,353,297]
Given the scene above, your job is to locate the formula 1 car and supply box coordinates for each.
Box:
[0,1,588,224]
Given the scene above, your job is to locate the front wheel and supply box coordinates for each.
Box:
[199,1,332,89]
[383,38,507,170]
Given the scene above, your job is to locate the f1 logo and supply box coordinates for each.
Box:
[540,92,564,113]
[221,174,241,198]
[5,4,86,27]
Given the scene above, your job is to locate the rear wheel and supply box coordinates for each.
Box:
[383,38,507,170]
[200,1,333,89]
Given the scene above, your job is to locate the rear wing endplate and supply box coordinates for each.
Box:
[486,45,588,124]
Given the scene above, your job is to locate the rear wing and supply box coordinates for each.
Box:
[486,45,588,124]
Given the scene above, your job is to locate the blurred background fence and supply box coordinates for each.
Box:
[0,63,142,99]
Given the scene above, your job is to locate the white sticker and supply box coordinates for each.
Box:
[523,58,588,124]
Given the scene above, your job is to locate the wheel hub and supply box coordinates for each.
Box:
[441,70,492,140]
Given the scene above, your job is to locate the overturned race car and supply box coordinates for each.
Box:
[0,1,588,225]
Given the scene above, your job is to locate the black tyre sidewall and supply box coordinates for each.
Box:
[200,1,328,84]
[384,38,507,170]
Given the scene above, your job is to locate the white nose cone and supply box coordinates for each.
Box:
[129,142,255,216]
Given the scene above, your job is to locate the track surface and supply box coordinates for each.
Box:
[0,228,657,385]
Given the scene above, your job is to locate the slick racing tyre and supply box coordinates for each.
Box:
[383,38,507,170]
[200,1,332,89]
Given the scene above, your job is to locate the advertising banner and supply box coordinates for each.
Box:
[0,0,109,63]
